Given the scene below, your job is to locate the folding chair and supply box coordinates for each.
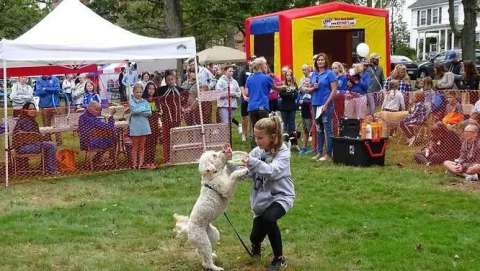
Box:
[83,127,117,170]
[11,131,46,175]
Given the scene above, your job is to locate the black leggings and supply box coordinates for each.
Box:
[250,202,286,258]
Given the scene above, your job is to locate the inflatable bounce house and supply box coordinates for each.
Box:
[245,2,390,80]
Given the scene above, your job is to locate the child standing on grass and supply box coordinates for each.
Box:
[142,81,160,169]
[298,72,313,155]
[129,83,152,169]
[244,115,295,271]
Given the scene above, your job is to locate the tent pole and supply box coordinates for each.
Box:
[194,58,207,151]
[3,60,8,187]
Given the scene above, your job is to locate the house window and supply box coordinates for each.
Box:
[432,8,439,24]
[420,10,427,25]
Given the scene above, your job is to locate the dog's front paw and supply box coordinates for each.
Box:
[230,168,249,180]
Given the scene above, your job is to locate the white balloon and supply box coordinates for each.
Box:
[356,43,370,58]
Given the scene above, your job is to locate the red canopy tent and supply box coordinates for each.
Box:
[0,64,97,78]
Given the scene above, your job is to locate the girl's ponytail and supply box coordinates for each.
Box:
[270,115,283,154]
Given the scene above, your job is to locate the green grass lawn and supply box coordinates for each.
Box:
[1,144,480,270]
[1,110,480,270]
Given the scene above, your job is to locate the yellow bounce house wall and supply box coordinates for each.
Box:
[249,35,255,57]
[292,11,387,81]
[274,32,281,77]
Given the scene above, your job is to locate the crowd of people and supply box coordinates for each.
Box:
[4,58,250,171]
[241,50,480,181]
[4,49,480,179]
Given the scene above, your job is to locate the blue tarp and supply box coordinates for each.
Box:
[250,16,279,35]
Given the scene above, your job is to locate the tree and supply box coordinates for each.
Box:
[448,0,478,61]
[87,0,165,37]
[0,0,48,39]
[181,0,327,50]
[164,0,183,37]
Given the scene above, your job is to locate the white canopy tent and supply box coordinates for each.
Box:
[197,46,246,64]
[0,0,202,187]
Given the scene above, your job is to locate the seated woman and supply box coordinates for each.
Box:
[13,102,58,174]
[381,79,405,112]
[414,121,461,166]
[78,101,116,166]
[399,91,428,146]
[420,77,435,113]
[442,92,464,126]
[443,124,480,181]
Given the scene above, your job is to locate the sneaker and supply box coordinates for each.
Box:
[318,155,329,161]
[311,153,321,160]
[299,147,306,155]
[304,148,312,155]
[465,174,479,182]
[238,126,243,135]
[267,256,287,271]
[251,243,261,258]
[241,135,247,142]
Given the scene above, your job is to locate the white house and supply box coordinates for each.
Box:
[408,0,480,60]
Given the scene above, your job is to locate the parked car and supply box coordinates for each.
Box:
[390,55,418,80]
[417,49,480,78]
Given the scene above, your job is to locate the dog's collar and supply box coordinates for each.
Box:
[203,183,226,199]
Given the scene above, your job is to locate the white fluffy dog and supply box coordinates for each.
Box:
[174,150,248,271]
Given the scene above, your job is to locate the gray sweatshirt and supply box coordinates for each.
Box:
[247,143,295,217]
[366,65,385,93]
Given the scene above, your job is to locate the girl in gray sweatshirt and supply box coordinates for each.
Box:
[245,115,295,271]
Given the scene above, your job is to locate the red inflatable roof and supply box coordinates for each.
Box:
[247,2,388,22]
[0,64,97,78]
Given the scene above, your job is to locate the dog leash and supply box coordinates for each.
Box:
[203,184,253,257]
[223,212,253,257]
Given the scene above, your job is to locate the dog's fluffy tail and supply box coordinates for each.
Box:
[173,213,189,238]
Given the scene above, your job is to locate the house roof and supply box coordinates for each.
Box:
[408,0,447,9]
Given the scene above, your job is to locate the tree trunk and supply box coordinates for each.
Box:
[164,0,182,37]
[461,0,478,61]
[448,0,462,37]
[164,0,184,77]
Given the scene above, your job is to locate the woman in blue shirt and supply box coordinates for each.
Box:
[307,53,337,161]
[245,57,284,147]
